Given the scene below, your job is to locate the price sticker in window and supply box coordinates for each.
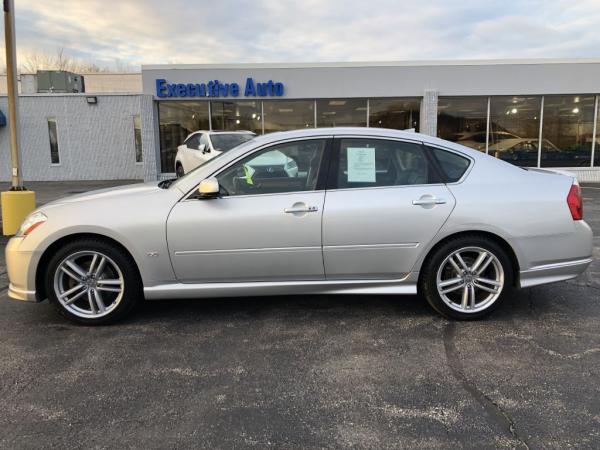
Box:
[347,147,376,182]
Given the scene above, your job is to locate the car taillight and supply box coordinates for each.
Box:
[567,184,582,220]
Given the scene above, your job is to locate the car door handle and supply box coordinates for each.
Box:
[284,205,319,213]
[412,198,446,206]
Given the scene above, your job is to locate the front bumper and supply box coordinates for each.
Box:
[6,237,40,302]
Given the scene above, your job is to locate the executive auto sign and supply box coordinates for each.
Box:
[156,77,285,98]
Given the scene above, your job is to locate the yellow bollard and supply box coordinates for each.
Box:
[1,190,36,236]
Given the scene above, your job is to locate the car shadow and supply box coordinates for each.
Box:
[130,287,537,326]
[15,285,555,329]
[137,294,429,320]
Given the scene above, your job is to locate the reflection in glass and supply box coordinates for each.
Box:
[216,139,327,196]
[263,100,315,133]
[369,98,420,131]
[437,97,488,151]
[158,101,209,172]
[211,101,262,134]
[489,96,541,167]
[317,99,367,127]
[541,95,595,167]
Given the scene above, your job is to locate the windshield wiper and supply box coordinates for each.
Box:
[158,178,176,189]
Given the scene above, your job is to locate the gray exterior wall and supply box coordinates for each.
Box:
[0,93,155,181]
[142,60,600,99]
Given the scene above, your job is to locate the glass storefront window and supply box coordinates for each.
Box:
[541,95,595,167]
[489,96,541,167]
[211,101,262,134]
[158,101,209,173]
[263,100,314,133]
[437,97,488,151]
[316,99,367,127]
[369,98,420,131]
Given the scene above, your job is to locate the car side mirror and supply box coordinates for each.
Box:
[198,177,220,198]
[198,143,206,152]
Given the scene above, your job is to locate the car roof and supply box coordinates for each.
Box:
[189,130,256,135]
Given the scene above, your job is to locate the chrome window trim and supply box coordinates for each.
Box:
[333,134,423,144]
[181,189,326,202]
[324,183,446,194]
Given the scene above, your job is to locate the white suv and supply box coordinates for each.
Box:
[174,130,256,177]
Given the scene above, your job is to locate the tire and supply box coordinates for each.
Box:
[175,163,185,178]
[420,235,513,320]
[45,238,142,325]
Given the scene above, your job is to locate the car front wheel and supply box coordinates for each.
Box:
[45,238,142,325]
[420,236,513,320]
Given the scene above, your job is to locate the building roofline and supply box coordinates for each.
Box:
[142,58,600,71]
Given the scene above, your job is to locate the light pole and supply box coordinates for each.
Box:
[1,0,35,235]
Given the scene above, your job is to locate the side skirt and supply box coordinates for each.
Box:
[144,273,419,300]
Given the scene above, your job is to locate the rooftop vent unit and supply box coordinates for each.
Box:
[36,70,85,93]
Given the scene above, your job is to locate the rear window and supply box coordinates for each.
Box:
[210,133,255,152]
[428,147,470,182]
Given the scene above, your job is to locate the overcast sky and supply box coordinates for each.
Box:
[10,0,600,69]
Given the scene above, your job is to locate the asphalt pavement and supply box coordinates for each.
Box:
[0,181,598,449]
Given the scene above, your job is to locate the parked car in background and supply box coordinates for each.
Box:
[491,138,591,167]
[174,130,255,177]
[6,128,592,325]
[457,131,520,151]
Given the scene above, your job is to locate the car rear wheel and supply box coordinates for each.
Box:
[176,163,185,178]
[420,236,513,320]
[45,238,142,325]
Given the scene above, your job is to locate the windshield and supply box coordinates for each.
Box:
[210,133,255,152]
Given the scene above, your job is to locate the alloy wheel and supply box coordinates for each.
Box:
[436,246,504,313]
[54,251,124,318]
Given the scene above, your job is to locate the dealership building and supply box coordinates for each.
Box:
[1,59,600,182]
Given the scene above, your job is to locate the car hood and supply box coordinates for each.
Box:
[43,182,162,207]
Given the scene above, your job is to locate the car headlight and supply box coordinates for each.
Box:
[16,212,47,237]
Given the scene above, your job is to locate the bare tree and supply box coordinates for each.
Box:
[17,48,135,74]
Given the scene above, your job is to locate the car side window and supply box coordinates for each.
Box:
[334,138,432,189]
[427,146,470,182]
[216,139,327,197]
[186,135,200,150]
[199,134,210,151]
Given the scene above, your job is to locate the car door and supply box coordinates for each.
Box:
[322,137,457,280]
[167,137,331,283]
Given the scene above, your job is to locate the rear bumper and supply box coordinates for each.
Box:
[519,257,593,288]
[5,237,40,302]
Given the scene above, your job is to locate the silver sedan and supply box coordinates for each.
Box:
[6,128,593,324]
